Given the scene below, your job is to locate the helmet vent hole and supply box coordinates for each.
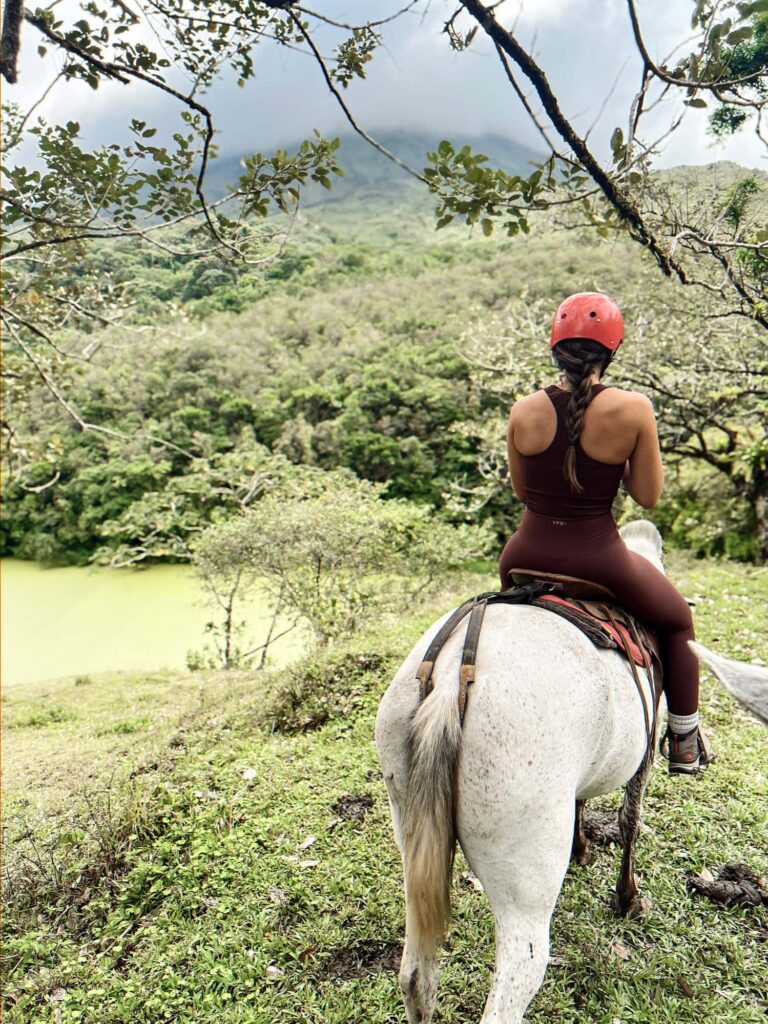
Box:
[561,313,567,318]
[589,311,597,317]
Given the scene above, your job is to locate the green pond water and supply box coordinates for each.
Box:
[1,559,304,688]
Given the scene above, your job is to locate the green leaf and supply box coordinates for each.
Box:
[737,0,768,15]
[726,26,754,44]
[481,218,493,237]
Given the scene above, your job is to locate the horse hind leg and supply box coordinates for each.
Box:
[570,799,594,866]
[614,754,654,917]
[465,798,574,1024]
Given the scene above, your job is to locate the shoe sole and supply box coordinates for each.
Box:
[669,763,702,775]
[669,756,715,776]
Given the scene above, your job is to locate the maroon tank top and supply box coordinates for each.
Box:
[520,384,625,519]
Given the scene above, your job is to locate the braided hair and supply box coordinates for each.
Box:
[553,339,613,494]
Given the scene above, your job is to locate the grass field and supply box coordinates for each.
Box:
[3,554,767,1023]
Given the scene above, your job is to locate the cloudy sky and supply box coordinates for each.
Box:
[10,0,766,171]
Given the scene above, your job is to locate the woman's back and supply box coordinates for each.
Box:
[499,290,709,774]
[517,384,625,519]
[508,382,663,512]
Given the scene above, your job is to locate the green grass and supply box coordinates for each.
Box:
[2,557,767,1022]
[2,668,253,824]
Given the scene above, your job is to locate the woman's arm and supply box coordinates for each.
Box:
[623,394,664,508]
[506,405,527,503]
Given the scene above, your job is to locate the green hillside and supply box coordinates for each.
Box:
[3,133,766,565]
[205,129,545,223]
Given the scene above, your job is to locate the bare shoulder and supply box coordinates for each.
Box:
[509,389,550,420]
[598,387,655,420]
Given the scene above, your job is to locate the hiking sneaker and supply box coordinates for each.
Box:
[660,725,715,775]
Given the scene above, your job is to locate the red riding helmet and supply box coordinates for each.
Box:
[549,292,624,352]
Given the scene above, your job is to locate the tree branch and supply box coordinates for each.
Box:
[459,0,686,281]
[626,0,765,92]
[285,6,430,186]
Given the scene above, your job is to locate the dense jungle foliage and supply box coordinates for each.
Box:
[2,155,766,566]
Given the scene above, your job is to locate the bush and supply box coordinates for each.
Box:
[192,472,492,650]
[265,649,395,733]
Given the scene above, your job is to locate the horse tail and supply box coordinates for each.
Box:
[402,682,461,958]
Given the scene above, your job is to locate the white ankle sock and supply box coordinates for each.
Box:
[667,710,699,735]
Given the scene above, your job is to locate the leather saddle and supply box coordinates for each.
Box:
[507,568,616,602]
[415,570,662,748]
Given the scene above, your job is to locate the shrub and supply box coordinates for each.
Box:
[192,471,492,653]
[265,650,395,733]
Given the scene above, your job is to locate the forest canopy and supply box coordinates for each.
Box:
[2,204,766,565]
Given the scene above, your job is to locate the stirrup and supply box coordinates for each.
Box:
[659,724,715,776]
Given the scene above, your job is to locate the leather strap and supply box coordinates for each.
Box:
[417,595,480,702]
[415,583,551,712]
[416,583,664,762]
[604,604,656,769]
[458,598,487,725]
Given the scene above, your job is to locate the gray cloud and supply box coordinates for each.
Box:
[9,0,766,170]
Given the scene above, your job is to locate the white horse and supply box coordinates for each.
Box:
[375,520,669,1024]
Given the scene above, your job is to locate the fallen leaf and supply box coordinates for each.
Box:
[242,767,257,781]
[699,868,715,883]
[610,940,631,960]
[266,965,284,980]
[677,977,694,998]
[299,859,320,868]
[460,870,484,892]
[299,835,316,850]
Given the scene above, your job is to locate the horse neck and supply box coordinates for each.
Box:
[623,537,665,575]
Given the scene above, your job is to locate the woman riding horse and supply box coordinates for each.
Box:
[498,291,711,774]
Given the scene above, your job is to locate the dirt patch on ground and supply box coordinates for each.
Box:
[331,793,374,821]
[583,807,621,846]
[324,938,403,979]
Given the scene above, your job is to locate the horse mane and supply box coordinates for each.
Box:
[619,519,664,573]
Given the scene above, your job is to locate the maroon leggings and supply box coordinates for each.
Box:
[498,510,698,715]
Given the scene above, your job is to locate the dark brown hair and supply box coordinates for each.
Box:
[552,339,614,494]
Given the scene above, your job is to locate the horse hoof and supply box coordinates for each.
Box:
[613,891,648,918]
[573,846,595,867]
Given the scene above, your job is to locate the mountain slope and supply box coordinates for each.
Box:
[206,128,545,210]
